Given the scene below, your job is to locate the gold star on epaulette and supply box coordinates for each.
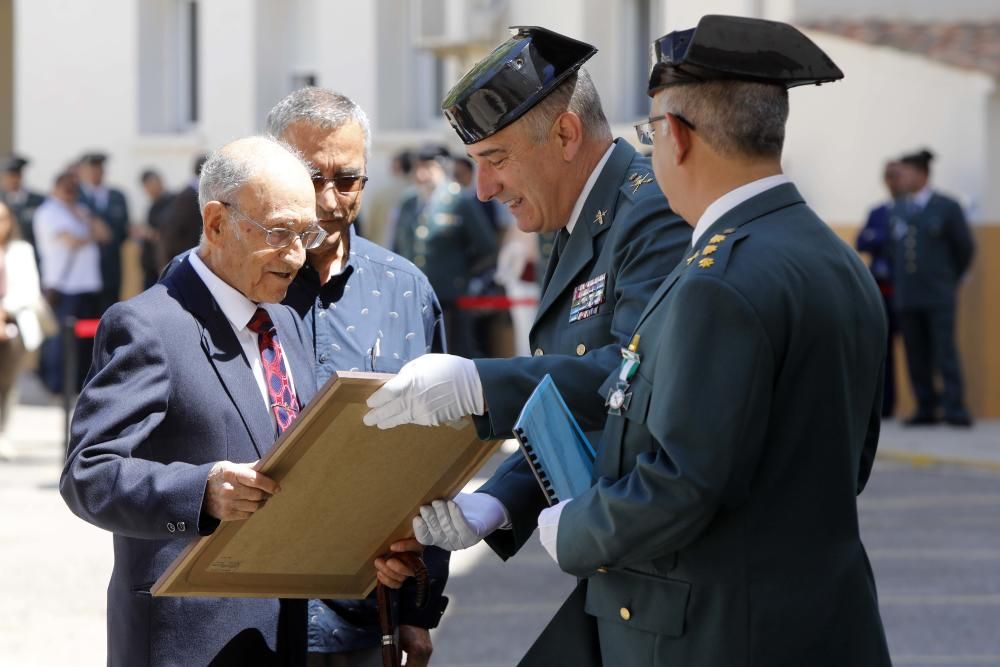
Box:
[594,209,607,225]
[628,172,654,194]
[686,252,699,265]
[702,244,718,255]
[698,257,715,269]
[709,234,727,244]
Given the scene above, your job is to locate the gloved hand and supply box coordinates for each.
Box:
[412,493,510,551]
[538,499,571,565]
[363,354,485,429]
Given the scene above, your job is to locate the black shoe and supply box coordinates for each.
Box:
[904,413,939,426]
[945,413,973,428]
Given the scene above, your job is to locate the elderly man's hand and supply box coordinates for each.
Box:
[374,538,424,588]
[203,461,281,521]
[363,354,485,429]
[399,625,433,667]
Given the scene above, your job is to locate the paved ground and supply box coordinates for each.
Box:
[1,374,998,666]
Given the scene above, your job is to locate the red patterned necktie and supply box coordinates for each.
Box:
[247,307,300,432]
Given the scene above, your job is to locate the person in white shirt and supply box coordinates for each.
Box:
[33,170,106,393]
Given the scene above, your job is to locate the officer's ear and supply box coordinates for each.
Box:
[665,114,692,166]
[553,111,584,163]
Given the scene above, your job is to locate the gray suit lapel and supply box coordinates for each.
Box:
[168,258,274,458]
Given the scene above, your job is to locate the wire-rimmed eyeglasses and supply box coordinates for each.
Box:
[634,113,697,146]
[222,202,327,250]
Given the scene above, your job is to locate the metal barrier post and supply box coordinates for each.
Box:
[62,316,77,458]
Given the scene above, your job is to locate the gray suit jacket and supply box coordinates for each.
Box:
[61,257,316,666]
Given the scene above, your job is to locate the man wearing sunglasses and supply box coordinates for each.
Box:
[61,136,413,665]
[266,89,449,667]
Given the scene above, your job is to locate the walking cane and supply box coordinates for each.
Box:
[376,552,429,667]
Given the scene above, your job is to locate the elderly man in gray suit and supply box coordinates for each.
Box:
[61,136,412,666]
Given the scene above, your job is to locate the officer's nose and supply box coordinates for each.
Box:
[476,165,501,203]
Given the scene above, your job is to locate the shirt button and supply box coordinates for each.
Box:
[576,344,586,356]
[319,353,329,363]
[619,607,631,621]
[166,522,176,533]
[533,348,544,357]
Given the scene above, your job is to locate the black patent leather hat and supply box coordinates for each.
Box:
[442,26,597,144]
[648,15,843,96]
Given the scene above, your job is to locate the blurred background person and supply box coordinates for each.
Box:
[892,149,976,427]
[159,154,207,268]
[138,168,172,288]
[77,152,129,313]
[34,170,105,394]
[857,159,905,417]
[0,154,45,265]
[393,145,497,357]
[365,149,414,248]
[0,200,46,460]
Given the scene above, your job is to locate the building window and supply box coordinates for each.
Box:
[138,0,200,134]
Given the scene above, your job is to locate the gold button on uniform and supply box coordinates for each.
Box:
[415,225,429,239]
[576,343,586,356]
[415,255,426,268]
[619,607,631,621]
[534,348,544,357]
[596,566,608,574]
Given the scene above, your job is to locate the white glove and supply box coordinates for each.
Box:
[363,354,485,429]
[538,499,571,565]
[412,493,511,551]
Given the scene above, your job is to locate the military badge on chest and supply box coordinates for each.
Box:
[607,334,641,415]
[569,273,607,323]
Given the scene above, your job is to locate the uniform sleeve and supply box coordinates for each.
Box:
[59,302,217,539]
[946,200,975,276]
[474,196,690,439]
[557,276,775,575]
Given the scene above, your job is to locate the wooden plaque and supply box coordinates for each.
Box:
[152,371,499,599]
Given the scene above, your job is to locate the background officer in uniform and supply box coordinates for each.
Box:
[77,152,130,313]
[536,16,891,666]
[365,27,689,561]
[392,145,497,358]
[0,154,45,263]
[892,148,975,426]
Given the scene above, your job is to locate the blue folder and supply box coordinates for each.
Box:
[512,375,596,504]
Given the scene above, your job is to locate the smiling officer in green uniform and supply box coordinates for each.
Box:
[532,16,893,666]
[365,27,690,555]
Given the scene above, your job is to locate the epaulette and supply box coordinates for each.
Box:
[683,228,750,275]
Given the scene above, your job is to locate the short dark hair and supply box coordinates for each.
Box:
[663,81,789,159]
[140,169,161,184]
[900,149,934,174]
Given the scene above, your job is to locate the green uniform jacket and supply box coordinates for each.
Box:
[1,189,45,250]
[558,183,891,667]
[393,182,497,303]
[891,191,974,310]
[476,139,690,558]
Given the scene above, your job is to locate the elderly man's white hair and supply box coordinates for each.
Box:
[197,135,311,211]
[265,88,372,161]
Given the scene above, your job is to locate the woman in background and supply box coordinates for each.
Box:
[0,200,46,460]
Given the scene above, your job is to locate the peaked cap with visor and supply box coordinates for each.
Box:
[647,15,843,96]
[442,26,598,145]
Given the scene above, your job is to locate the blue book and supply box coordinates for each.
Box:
[512,375,596,505]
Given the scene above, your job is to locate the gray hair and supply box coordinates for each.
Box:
[662,81,789,159]
[265,87,372,161]
[197,135,310,210]
[520,68,611,144]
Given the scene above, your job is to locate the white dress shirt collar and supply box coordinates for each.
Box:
[912,185,933,210]
[565,142,616,236]
[691,174,791,246]
[187,251,258,332]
